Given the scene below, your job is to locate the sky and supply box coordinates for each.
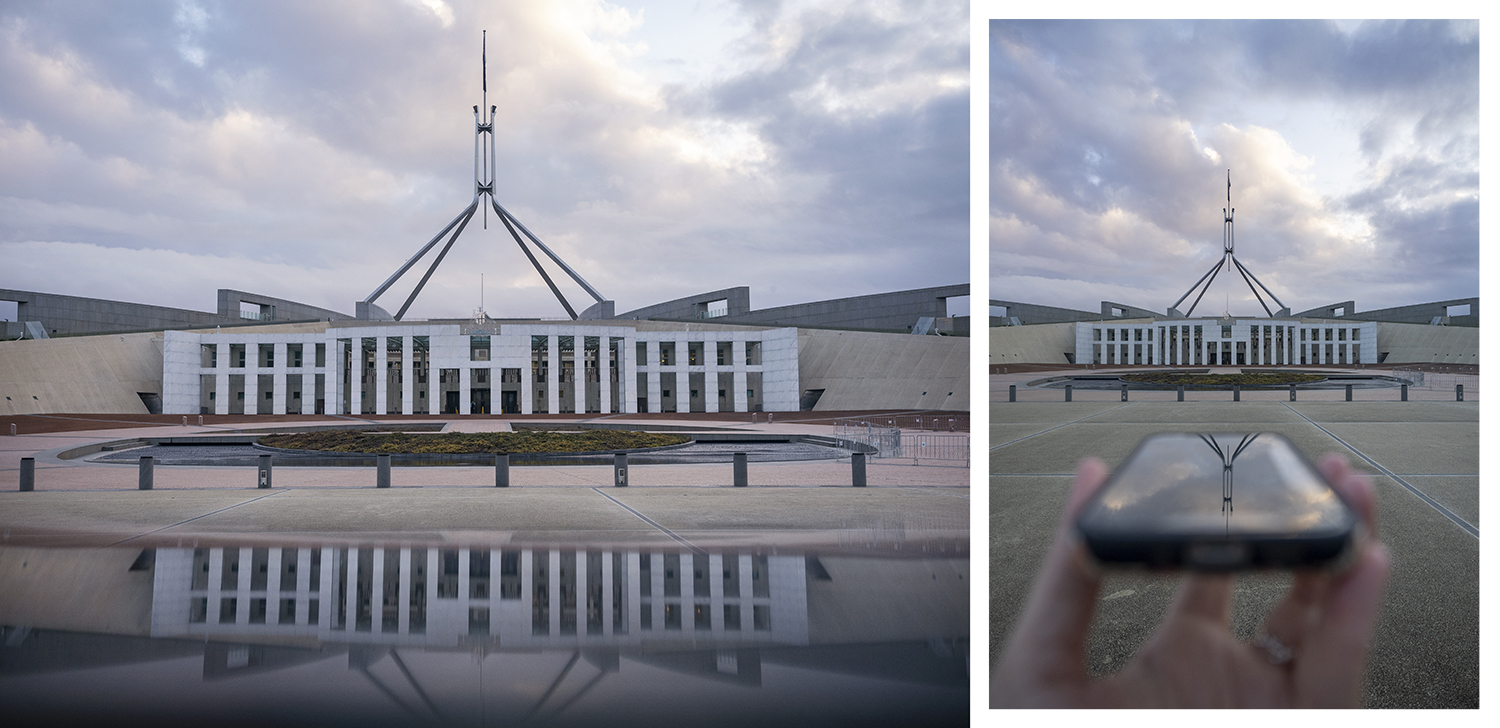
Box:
[990,19,1479,318]
[0,0,969,321]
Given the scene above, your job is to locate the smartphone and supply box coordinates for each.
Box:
[1074,432,1359,570]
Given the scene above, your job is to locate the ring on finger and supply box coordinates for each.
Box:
[1254,634,1294,665]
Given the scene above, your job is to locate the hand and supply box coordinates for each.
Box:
[991,454,1390,708]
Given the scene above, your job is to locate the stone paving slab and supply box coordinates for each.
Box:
[1396,476,1479,528]
[1319,422,1478,476]
[1285,401,1478,423]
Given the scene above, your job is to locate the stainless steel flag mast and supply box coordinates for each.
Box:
[1167,170,1290,319]
[358,31,607,321]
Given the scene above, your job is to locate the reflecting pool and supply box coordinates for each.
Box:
[3,541,967,726]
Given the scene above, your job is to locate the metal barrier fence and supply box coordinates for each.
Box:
[832,421,968,464]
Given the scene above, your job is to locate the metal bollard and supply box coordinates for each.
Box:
[376,454,391,488]
[139,456,154,490]
[1120,384,1128,402]
[9,423,15,436]
[182,416,188,426]
[1233,385,1240,402]
[1457,384,1464,401]
[1065,385,1072,402]
[19,457,34,491]
[1290,384,1297,402]
[1177,385,1185,402]
[258,454,273,489]
[495,453,509,487]
[1009,385,1016,402]
[1401,384,1408,401]
[852,452,867,487]
[948,417,955,432]
[198,415,204,426]
[614,453,628,487]
[1345,384,1353,402]
[733,452,748,487]
[767,412,773,424]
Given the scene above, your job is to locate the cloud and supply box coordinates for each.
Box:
[0,0,968,319]
[991,19,1477,315]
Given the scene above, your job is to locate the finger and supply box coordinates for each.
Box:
[1292,543,1391,707]
[995,458,1109,690]
[1064,457,1109,521]
[1319,453,1377,535]
[1169,573,1236,626]
[1261,570,1330,652]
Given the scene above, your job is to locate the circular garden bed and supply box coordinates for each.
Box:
[1118,372,1327,389]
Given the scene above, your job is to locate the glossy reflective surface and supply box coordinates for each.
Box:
[2,541,967,726]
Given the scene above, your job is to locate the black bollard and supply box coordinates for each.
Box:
[1177,385,1185,402]
[1345,384,1353,402]
[852,452,867,487]
[1290,384,1297,402]
[1233,385,1240,402]
[1065,385,1072,402]
[1401,384,1408,401]
[614,453,628,487]
[495,453,509,487]
[258,454,273,489]
[1120,383,1128,402]
[139,456,154,490]
[19,457,34,491]
[1457,384,1464,401]
[1009,385,1016,402]
[376,454,391,488]
[733,452,748,487]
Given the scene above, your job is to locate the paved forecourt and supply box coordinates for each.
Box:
[990,394,1478,708]
[0,417,967,553]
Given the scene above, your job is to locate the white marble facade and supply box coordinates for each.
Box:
[163,323,799,415]
[1074,319,1379,366]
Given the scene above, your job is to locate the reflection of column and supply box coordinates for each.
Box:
[319,547,335,635]
[371,548,385,632]
[574,338,586,415]
[651,552,665,631]
[344,548,359,632]
[398,547,411,635]
[268,547,283,626]
[208,548,224,625]
[602,550,615,636]
[426,549,439,635]
[549,550,561,638]
[625,550,640,636]
[575,551,587,636]
[236,547,252,626]
[737,554,753,631]
[459,549,471,608]
[296,548,311,626]
[709,553,724,632]
[521,550,534,636]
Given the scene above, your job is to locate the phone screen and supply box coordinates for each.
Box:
[1075,433,1356,568]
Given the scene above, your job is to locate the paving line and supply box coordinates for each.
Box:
[990,403,1131,451]
[107,489,288,546]
[591,487,706,555]
[1280,402,1478,539]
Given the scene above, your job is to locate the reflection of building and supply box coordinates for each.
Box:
[152,546,809,647]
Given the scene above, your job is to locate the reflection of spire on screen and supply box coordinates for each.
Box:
[1196,433,1260,533]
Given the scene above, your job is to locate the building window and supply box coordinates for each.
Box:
[1223,326,1231,338]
